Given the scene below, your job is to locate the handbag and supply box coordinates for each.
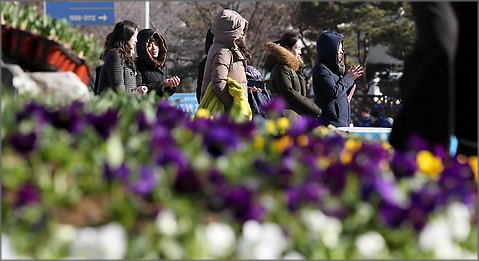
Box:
[247,80,271,118]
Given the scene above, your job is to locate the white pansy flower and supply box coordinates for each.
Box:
[204,222,236,258]
[70,223,127,259]
[260,194,277,212]
[434,242,463,259]
[70,227,102,258]
[461,250,478,259]
[355,231,386,258]
[260,223,288,256]
[98,223,127,259]
[253,241,282,259]
[283,250,305,259]
[243,220,262,243]
[2,234,18,259]
[238,221,288,259]
[418,217,452,252]
[300,209,326,240]
[156,209,179,236]
[55,224,78,243]
[160,239,183,259]
[321,216,342,249]
[446,202,471,242]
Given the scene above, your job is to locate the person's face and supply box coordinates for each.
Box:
[147,40,159,58]
[361,111,369,119]
[288,40,302,61]
[338,41,344,61]
[128,29,138,55]
[370,115,378,123]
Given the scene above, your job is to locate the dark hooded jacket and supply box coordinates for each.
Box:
[313,31,355,127]
[264,42,322,120]
[136,29,175,98]
[196,29,214,103]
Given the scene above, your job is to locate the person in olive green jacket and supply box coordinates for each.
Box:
[264,32,322,123]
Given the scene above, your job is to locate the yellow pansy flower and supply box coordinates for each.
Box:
[469,156,477,183]
[340,139,362,164]
[276,117,290,134]
[253,135,266,150]
[266,120,276,135]
[382,142,392,151]
[416,150,444,181]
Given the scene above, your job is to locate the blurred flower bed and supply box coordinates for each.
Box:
[1,90,477,259]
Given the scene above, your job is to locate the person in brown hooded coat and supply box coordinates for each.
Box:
[199,9,250,111]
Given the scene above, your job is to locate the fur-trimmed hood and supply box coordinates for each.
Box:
[264,42,301,72]
[136,29,167,70]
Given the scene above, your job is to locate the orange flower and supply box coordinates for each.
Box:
[274,135,292,153]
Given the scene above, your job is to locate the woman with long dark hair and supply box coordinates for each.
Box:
[96,20,147,96]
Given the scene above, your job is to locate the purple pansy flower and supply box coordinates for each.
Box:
[156,146,187,173]
[286,182,323,211]
[407,184,441,231]
[204,126,238,157]
[15,182,41,206]
[391,151,417,178]
[103,161,130,183]
[156,100,190,129]
[151,125,173,149]
[321,163,347,195]
[48,102,84,133]
[16,101,50,125]
[261,96,286,114]
[86,108,118,139]
[379,201,407,228]
[136,111,152,132]
[9,131,37,155]
[174,168,202,193]
[437,158,477,205]
[129,166,157,195]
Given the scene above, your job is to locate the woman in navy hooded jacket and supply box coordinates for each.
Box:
[312,31,363,127]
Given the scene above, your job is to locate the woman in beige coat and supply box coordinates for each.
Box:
[199,9,250,111]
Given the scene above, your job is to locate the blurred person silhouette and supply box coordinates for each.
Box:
[370,110,392,128]
[264,32,322,123]
[312,31,363,127]
[359,106,372,127]
[196,28,214,103]
[389,2,477,156]
[96,20,147,96]
[136,28,180,99]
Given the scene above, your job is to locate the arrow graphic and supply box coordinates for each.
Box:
[98,15,107,21]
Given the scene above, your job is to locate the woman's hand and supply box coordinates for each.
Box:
[164,76,181,88]
[248,86,262,93]
[136,86,148,95]
[347,65,364,80]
